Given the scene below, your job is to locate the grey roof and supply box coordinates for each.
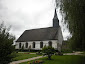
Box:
[16,27,59,42]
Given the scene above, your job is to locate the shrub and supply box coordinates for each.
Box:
[42,46,55,60]
[0,22,15,63]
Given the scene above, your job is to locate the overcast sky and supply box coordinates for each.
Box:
[0,0,70,40]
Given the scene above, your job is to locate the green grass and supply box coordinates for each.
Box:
[20,55,85,64]
[12,53,41,61]
[18,52,36,53]
[81,51,85,55]
[42,55,85,64]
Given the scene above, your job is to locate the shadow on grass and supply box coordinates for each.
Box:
[19,55,85,64]
[39,55,85,64]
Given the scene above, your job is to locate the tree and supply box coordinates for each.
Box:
[20,44,24,52]
[42,46,55,60]
[28,45,31,52]
[0,22,15,64]
[56,0,85,51]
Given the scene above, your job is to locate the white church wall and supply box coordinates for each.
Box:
[27,41,32,49]
[15,42,26,49]
[52,40,58,48]
[15,40,58,50]
[15,42,19,49]
[57,27,63,51]
[58,27,63,45]
[33,41,40,50]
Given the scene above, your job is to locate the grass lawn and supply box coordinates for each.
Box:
[18,52,36,53]
[20,55,85,64]
[12,53,41,61]
[81,51,85,55]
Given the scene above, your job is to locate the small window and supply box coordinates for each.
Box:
[19,43,21,48]
[48,41,52,47]
[40,42,43,48]
[33,42,35,48]
[25,42,28,48]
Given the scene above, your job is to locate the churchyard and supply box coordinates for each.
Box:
[12,52,41,61]
[11,51,85,64]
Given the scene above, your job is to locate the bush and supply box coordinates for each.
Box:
[0,23,15,64]
[36,51,42,55]
[61,49,73,53]
[42,46,55,60]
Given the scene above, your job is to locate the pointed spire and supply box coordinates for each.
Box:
[53,8,59,28]
[54,9,58,19]
[54,9,57,17]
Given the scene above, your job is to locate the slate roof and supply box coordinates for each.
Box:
[16,27,59,42]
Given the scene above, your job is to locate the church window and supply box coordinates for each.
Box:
[48,41,52,47]
[19,43,21,48]
[40,42,43,48]
[33,42,35,48]
[25,42,28,48]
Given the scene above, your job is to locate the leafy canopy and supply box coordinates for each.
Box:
[0,22,15,64]
[56,0,85,51]
[42,46,55,60]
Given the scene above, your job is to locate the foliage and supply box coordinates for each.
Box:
[61,49,73,53]
[28,45,31,52]
[56,0,85,51]
[36,51,42,55]
[42,46,55,60]
[62,40,73,53]
[19,45,24,52]
[0,22,15,64]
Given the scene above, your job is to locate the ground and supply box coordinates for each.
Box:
[12,52,41,61]
[10,52,85,64]
[20,55,85,64]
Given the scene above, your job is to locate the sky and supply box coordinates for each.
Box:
[0,0,70,40]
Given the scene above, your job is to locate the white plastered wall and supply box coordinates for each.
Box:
[15,40,58,50]
[57,26,63,51]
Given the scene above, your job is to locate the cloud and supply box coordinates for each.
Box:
[0,0,70,40]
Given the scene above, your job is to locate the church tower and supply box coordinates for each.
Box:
[53,9,59,28]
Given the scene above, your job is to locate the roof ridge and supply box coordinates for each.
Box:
[25,27,57,31]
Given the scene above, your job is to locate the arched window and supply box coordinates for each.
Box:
[48,41,52,47]
[25,42,28,48]
[40,42,43,48]
[19,43,21,48]
[33,42,35,48]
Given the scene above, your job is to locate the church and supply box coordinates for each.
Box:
[15,9,63,51]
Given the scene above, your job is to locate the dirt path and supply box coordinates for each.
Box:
[10,56,44,64]
[63,51,83,55]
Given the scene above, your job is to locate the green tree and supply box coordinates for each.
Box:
[0,22,15,64]
[56,0,85,51]
[20,44,24,52]
[42,46,55,60]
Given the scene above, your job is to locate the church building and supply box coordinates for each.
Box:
[15,9,63,51]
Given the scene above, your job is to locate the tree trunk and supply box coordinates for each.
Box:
[48,54,51,60]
